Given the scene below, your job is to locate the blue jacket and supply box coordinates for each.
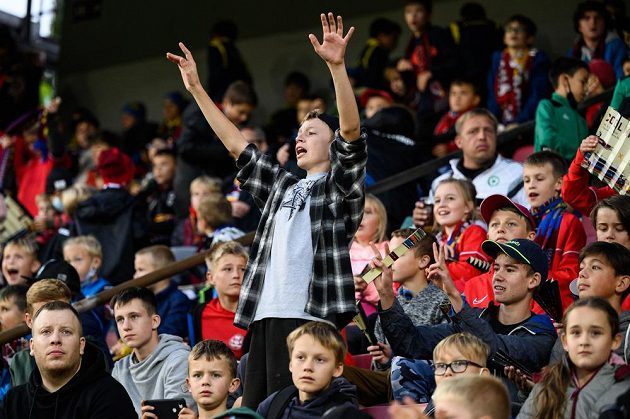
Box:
[379,299,557,374]
[568,33,629,80]
[156,281,192,338]
[487,49,551,124]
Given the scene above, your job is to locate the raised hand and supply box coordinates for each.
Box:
[308,13,354,66]
[427,243,462,311]
[579,135,599,154]
[370,241,396,309]
[166,42,202,92]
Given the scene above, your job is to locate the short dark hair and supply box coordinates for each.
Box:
[573,1,612,33]
[210,20,238,40]
[33,300,83,336]
[524,150,567,178]
[284,71,311,92]
[450,78,479,96]
[579,241,630,300]
[223,81,257,107]
[369,18,402,38]
[189,340,238,378]
[549,57,589,89]
[506,14,537,37]
[391,228,437,263]
[405,0,433,14]
[110,286,157,315]
[153,148,177,160]
[0,284,29,312]
[590,195,630,233]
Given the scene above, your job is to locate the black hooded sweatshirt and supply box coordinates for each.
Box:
[2,341,136,419]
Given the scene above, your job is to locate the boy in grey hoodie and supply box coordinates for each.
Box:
[110,286,195,416]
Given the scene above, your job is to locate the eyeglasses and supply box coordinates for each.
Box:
[505,25,526,34]
[433,360,484,375]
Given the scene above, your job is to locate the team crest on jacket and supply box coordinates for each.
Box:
[488,175,499,187]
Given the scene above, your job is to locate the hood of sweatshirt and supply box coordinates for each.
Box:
[285,377,358,417]
[128,334,189,383]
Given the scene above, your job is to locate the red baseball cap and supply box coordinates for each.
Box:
[359,88,393,108]
[480,194,536,230]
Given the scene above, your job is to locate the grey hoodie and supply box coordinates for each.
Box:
[112,334,195,415]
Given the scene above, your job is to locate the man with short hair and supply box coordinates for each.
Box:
[412,108,527,226]
[110,286,194,415]
[3,301,136,418]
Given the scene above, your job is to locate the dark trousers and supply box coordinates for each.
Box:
[241,318,308,409]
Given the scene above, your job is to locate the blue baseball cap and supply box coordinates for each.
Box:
[481,238,548,282]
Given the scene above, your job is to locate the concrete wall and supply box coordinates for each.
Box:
[59,0,583,131]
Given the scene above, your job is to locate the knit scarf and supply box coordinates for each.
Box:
[494,48,536,123]
[437,221,470,260]
[533,196,566,264]
[406,32,433,74]
[433,111,461,135]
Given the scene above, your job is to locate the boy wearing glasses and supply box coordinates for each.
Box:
[487,14,550,126]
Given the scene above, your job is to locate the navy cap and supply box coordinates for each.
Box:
[482,239,548,282]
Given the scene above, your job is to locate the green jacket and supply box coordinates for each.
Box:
[611,77,630,110]
[534,92,588,161]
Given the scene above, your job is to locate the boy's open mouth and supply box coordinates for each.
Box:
[296,146,307,157]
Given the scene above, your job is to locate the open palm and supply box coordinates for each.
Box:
[309,13,354,65]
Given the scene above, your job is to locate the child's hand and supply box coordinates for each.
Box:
[412,200,433,227]
[427,243,462,312]
[368,342,392,365]
[308,13,354,66]
[354,275,368,293]
[396,59,413,72]
[178,406,198,419]
[370,242,396,309]
[504,366,535,394]
[140,402,157,419]
[579,135,599,154]
[166,42,202,92]
[388,397,429,419]
[416,71,432,93]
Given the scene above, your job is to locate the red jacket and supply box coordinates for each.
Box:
[442,224,489,292]
[536,212,586,310]
[562,149,616,215]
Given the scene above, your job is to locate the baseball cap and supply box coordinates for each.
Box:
[29,259,81,296]
[359,88,393,108]
[481,239,548,282]
[479,194,536,231]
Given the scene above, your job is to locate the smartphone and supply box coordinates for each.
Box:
[143,399,186,419]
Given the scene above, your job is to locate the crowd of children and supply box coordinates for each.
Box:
[0,1,630,418]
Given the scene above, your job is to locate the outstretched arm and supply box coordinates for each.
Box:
[309,13,360,142]
[166,42,248,158]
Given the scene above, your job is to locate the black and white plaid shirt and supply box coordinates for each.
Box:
[233,132,367,329]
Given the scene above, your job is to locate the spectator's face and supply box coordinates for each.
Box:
[223,101,253,126]
[454,115,497,168]
[162,98,180,121]
[578,255,625,300]
[120,113,136,130]
[378,32,399,51]
[74,122,95,149]
[297,99,313,124]
[240,128,268,153]
[289,334,343,402]
[448,84,479,114]
[594,207,630,249]
[1,244,39,286]
[492,254,539,305]
[355,201,381,244]
[433,182,473,229]
[186,356,239,411]
[30,309,85,376]
[284,83,306,107]
[385,68,406,97]
[206,254,247,301]
[561,306,620,374]
[190,185,214,213]
[37,200,55,219]
[404,3,429,35]
[623,61,630,77]
[64,244,100,284]
[578,11,606,41]
[114,299,159,349]
[295,118,332,173]
[134,254,157,279]
[0,297,25,330]
[433,347,485,386]
[522,163,562,211]
[152,155,176,187]
[487,210,534,243]
[563,68,590,103]
[365,96,391,119]
[503,21,531,49]
[389,236,420,283]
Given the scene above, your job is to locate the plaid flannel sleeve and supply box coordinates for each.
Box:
[236,143,280,210]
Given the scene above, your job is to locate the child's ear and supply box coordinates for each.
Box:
[554,176,563,193]
[185,377,191,392]
[229,377,241,394]
[527,272,542,290]
[612,332,622,352]
[527,230,537,240]
[206,271,214,286]
[30,260,41,275]
[472,95,481,107]
[418,255,431,270]
[615,275,630,296]
[25,312,32,328]
[151,314,161,330]
[333,363,344,378]
[93,256,102,270]
[560,330,568,351]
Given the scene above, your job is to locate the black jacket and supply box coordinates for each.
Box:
[2,342,136,419]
